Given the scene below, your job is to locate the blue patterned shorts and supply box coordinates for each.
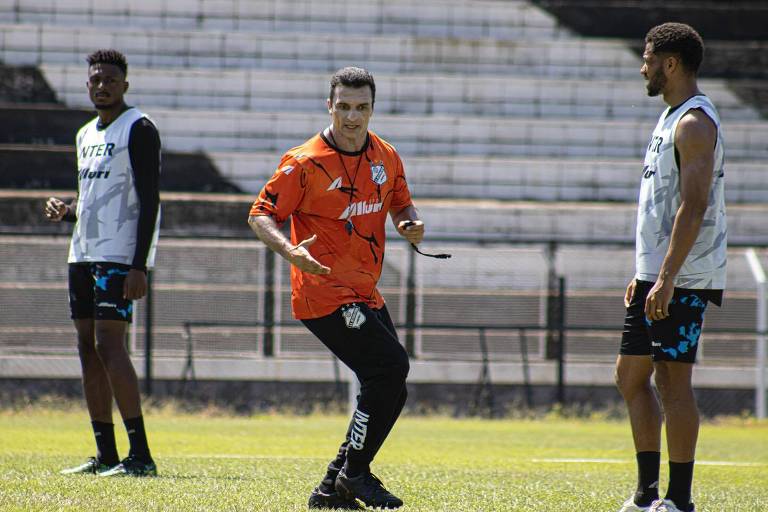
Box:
[621,280,710,363]
[69,262,133,322]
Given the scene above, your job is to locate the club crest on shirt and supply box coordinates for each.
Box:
[341,304,366,329]
[370,162,387,185]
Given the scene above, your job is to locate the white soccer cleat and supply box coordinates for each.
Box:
[649,499,694,512]
[618,496,651,512]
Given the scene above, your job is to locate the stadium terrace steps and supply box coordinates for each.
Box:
[0,0,566,40]
[412,200,767,246]
[0,228,760,296]
[39,65,762,122]
[1,1,766,380]
[3,191,766,247]
[209,152,767,203]
[0,23,643,79]
[140,110,768,160]
[0,62,59,103]
[4,104,765,166]
[0,144,241,192]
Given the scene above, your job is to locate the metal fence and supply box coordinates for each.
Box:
[1,233,764,366]
[3,232,767,414]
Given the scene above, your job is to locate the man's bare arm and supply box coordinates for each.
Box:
[658,110,716,282]
[248,215,330,275]
[645,109,717,320]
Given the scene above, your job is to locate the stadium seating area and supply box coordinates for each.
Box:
[1,0,767,204]
[0,0,766,395]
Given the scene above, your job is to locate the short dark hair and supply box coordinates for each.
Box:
[86,49,128,76]
[329,67,376,106]
[645,23,704,74]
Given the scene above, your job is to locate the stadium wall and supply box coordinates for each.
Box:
[0,376,756,418]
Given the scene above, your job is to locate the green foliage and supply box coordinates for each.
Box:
[0,408,765,511]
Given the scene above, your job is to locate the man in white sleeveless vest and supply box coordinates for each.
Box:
[44,49,160,477]
[616,24,726,512]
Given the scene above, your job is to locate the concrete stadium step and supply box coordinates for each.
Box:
[3,190,766,247]
[410,200,767,246]
[211,151,768,204]
[0,0,565,40]
[0,23,643,79]
[140,109,768,161]
[0,143,240,192]
[40,64,761,122]
[1,231,762,294]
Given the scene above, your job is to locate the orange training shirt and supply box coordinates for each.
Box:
[249,131,414,319]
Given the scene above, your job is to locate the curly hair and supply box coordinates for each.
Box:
[86,49,128,76]
[329,67,376,106]
[645,23,704,74]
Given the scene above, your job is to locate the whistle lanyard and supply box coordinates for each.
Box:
[329,131,366,235]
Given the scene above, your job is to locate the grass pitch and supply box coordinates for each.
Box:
[0,406,765,511]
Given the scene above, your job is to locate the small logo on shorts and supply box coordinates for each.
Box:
[341,304,366,329]
[97,302,117,308]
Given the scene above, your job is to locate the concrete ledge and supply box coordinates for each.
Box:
[0,355,759,389]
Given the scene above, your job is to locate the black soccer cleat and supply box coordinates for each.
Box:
[335,469,403,509]
[308,486,364,510]
[98,455,157,477]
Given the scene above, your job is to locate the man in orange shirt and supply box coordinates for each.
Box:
[248,67,424,510]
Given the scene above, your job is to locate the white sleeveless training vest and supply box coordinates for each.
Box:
[635,94,727,289]
[68,107,160,267]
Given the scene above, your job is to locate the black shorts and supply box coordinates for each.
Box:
[621,280,714,363]
[69,262,133,322]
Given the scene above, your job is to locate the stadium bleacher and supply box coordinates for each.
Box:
[1,0,767,407]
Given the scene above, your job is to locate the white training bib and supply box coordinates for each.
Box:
[68,107,160,267]
[635,94,727,289]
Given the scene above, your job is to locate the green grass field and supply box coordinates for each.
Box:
[0,406,766,511]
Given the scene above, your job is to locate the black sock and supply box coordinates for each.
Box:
[124,416,152,463]
[633,451,660,506]
[91,421,119,466]
[666,460,694,511]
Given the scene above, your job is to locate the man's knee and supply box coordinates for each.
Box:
[75,322,97,360]
[654,363,694,403]
[366,346,409,388]
[615,364,650,398]
[391,345,410,382]
[653,369,670,397]
[77,339,98,360]
[94,329,128,365]
[615,354,655,391]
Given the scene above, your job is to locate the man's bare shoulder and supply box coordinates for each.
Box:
[676,108,717,149]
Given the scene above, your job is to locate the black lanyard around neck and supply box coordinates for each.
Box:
[328,130,366,234]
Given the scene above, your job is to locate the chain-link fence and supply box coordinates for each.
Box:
[2,233,766,416]
[2,233,763,367]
